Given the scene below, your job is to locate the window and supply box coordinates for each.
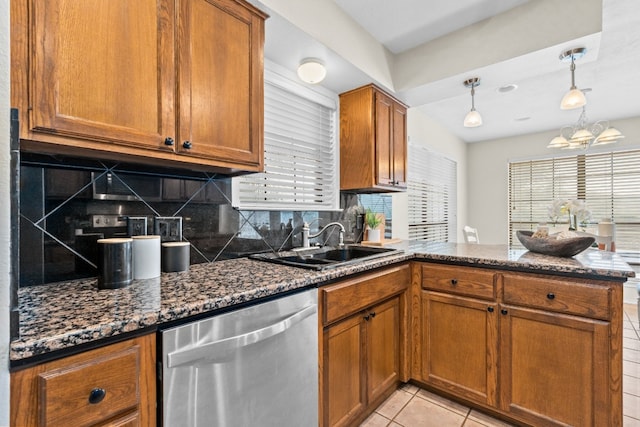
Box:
[509,149,640,252]
[233,65,339,211]
[407,143,457,241]
[358,194,393,239]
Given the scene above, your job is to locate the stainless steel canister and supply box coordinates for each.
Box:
[97,238,133,289]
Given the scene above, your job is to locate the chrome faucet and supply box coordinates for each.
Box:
[301,222,345,248]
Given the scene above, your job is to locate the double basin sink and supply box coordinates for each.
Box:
[249,245,403,270]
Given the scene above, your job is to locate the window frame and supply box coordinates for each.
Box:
[407,142,458,242]
[232,61,340,211]
[508,148,640,252]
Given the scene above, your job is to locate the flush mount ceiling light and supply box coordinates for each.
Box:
[547,105,625,150]
[559,47,587,110]
[463,77,482,128]
[297,58,326,84]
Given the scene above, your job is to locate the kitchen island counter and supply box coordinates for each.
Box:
[11,243,634,365]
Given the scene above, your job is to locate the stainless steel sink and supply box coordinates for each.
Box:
[249,245,403,270]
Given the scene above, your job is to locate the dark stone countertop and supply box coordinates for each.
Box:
[10,242,634,364]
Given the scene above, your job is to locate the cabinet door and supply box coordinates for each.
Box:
[177,0,264,170]
[324,314,365,427]
[499,305,611,427]
[421,291,498,406]
[31,0,175,150]
[391,102,407,188]
[366,297,401,404]
[374,91,394,187]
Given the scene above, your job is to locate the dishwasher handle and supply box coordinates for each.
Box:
[167,304,317,368]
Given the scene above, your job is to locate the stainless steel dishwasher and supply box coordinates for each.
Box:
[161,288,318,427]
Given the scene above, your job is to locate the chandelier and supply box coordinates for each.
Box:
[547,106,625,150]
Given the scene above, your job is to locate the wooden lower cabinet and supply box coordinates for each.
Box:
[320,264,410,427]
[421,291,498,407]
[499,304,611,426]
[10,333,156,427]
[366,298,401,403]
[414,262,623,427]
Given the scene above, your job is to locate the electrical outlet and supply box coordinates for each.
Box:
[92,214,127,228]
[127,216,148,236]
[155,217,182,241]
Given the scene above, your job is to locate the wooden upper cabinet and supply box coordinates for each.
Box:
[176,0,264,167]
[30,0,175,151]
[12,0,266,174]
[339,84,407,192]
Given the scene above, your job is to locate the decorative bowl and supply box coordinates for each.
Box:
[516,230,595,257]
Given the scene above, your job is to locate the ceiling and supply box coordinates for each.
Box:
[253,0,640,143]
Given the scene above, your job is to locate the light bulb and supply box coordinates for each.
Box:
[464,109,482,127]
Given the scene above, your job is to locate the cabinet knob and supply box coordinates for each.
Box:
[450,279,458,285]
[370,312,376,318]
[88,388,106,404]
[500,309,508,315]
[182,141,192,149]
[487,306,494,313]
[164,137,175,146]
[547,293,556,300]
[363,314,370,321]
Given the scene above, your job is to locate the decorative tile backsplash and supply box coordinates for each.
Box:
[19,154,391,286]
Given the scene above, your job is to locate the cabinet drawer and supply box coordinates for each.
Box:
[38,347,140,427]
[502,273,611,320]
[321,264,409,326]
[421,264,496,300]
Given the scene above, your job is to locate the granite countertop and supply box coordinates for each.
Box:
[407,241,636,279]
[11,243,635,364]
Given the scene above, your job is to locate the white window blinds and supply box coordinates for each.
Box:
[509,149,640,251]
[233,69,339,211]
[407,143,457,241]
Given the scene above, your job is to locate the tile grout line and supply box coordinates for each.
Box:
[384,390,416,427]
[411,391,472,426]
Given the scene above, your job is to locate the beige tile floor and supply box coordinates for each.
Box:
[362,304,640,427]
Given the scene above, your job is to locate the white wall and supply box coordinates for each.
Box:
[393,108,468,242]
[467,116,640,244]
[1,0,11,421]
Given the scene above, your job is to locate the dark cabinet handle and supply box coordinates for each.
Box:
[450,279,458,285]
[501,309,508,315]
[487,306,494,313]
[182,141,192,149]
[88,388,106,404]
[164,137,174,146]
[547,292,555,300]
[370,312,376,318]
[363,314,370,321]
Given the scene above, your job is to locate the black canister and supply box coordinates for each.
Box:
[97,238,133,289]
[162,242,190,273]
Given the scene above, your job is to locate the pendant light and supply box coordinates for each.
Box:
[560,47,587,110]
[463,77,482,128]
